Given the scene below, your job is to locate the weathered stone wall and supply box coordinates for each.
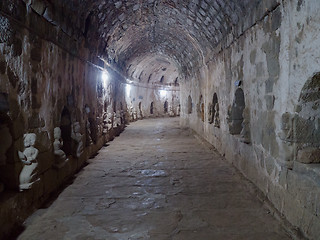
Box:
[125,84,180,120]
[0,1,127,238]
[180,0,320,239]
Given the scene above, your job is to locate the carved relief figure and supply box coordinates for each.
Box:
[86,119,93,146]
[213,103,220,128]
[53,127,68,168]
[240,108,251,144]
[71,122,84,158]
[18,133,39,191]
[208,103,214,123]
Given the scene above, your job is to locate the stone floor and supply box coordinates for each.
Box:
[18,118,292,240]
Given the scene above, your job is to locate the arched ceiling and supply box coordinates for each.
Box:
[54,0,261,85]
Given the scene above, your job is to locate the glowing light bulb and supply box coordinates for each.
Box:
[126,84,131,96]
[160,90,167,98]
[102,71,109,87]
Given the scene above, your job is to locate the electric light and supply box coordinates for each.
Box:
[160,89,167,98]
[126,84,131,97]
[102,71,109,87]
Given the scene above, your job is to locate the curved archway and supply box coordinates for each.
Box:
[164,101,168,114]
[60,107,72,155]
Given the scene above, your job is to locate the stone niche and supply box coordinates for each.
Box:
[208,93,220,128]
[197,95,204,122]
[227,88,245,135]
[281,73,320,163]
[164,100,168,114]
[187,95,192,114]
[150,102,154,114]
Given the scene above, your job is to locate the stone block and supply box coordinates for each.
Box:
[43,4,58,25]
[297,147,320,164]
[31,0,46,16]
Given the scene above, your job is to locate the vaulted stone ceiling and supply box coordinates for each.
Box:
[52,0,277,85]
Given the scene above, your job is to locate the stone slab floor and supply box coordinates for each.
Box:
[18,118,292,240]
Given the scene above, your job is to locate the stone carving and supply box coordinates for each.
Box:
[177,104,181,116]
[86,119,93,146]
[169,107,175,117]
[103,112,113,133]
[240,108,250,144]
[133,110,138,121]
[18,133,39,190]
[95,116,102,137]
[213,103,220,128]
[208,103,214,123]
[120,110,125,124]
[113,111,121,127]
[53,127,68,168]
[71,122,83,158]
[228,89,245,135]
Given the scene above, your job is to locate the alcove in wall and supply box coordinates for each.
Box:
[60,107,72,155]
[187,96,192,114]
[228,88,245,135]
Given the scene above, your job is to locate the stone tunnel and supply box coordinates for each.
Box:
[0,0,320,239]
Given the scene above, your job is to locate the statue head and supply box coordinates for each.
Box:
[73,122,81,133]
[24,133,36,147]
[54,127,61,139]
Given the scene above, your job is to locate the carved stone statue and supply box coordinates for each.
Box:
[86,119,93,146]
[169,106,175,117]
[71,122,83,158]
[120,110,125,124]
[96,117,103,137]
[114,110,121,127]
[177,104,181,116]
[240,108,251,144]
[18,133,39,191]
[208,103,214,123]
[53,127,68,168]
[213,103,220,128]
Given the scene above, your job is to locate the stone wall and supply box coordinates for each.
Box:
[125,84,180,120]
[180,0,320,239]
[0,1,127,238]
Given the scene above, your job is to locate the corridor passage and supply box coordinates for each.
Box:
[18,118,291,240]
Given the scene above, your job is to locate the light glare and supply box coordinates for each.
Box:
[102,71,109,87]
[160,90,167,98]
[126,84,131,96]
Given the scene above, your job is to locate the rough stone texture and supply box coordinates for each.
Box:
[180,1,320,239]
[0,5,127,238]
[18,118,291,240]
[125,84,180,120]
[1,0,320,239]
